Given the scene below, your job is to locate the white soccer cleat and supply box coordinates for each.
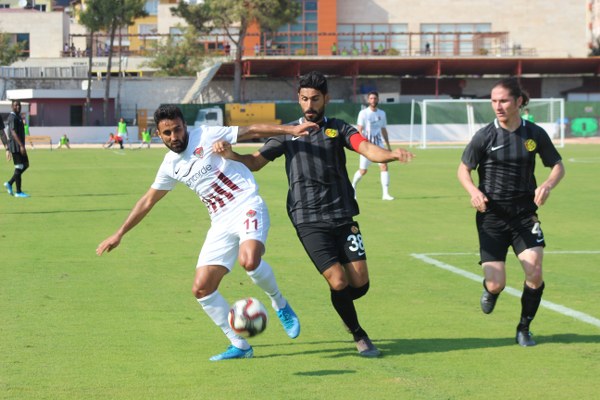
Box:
[382,194,394,201]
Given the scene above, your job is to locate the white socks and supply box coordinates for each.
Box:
[353,170,392,197]
[196,260,285,350]
[352,170,362,188]
[197,291,249,350]
[380,171,390,196]
[246,260,286,310]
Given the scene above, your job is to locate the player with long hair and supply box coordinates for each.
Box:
[457,77,565,346]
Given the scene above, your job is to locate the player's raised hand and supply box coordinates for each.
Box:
[291,121,319,136]
[212,140,233,158]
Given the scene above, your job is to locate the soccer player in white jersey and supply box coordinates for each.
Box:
[96,105,317,361]
[351,91,395,200]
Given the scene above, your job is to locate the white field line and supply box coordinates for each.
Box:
[410,252,600,329]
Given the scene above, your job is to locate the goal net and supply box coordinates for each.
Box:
[409,98,565,148]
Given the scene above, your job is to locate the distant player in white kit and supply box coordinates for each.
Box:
[351,91,394,200]
[96,105,317,361]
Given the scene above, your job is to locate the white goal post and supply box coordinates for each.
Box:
[409,98,565,148]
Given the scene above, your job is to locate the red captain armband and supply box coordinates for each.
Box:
[349,133,367,151]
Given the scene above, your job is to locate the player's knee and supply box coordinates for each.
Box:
[192,282,215,299]
[324,274,348,291]
[484,279,505,294]
[350,281,370,300]
[526,266,543,286]
[238,254,261,271]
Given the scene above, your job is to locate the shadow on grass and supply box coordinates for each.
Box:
[294,370,356,377]
[41,193,132,198]
[377,333,600,356]
[0,208,131,215]
[255,333,600,358]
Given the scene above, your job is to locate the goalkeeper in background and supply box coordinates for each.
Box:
[457,77,565,347]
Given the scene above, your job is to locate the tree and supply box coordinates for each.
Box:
[78,2,104,126]
[0,31,25,66]
[145,26,207,76]
[79,0,147,125]
[172,0,301,102]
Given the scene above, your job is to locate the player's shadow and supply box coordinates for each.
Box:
[255,333,600,358]
[376,333,600,356]
[43,192,131,198]
[294,370,356,377]
[0,208,131,215]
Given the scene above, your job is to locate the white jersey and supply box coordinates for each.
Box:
[151,126,260,221]
[356,107,387,146]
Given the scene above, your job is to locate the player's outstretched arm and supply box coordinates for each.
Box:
[357,140,414,163]
[212,141,269,172]
[96,188,168,256]
[237,120,317,141]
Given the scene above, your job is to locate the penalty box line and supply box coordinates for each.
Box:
[410,252,600,329]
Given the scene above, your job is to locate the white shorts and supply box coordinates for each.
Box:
[358,138,385,169]
[197,197,270,270]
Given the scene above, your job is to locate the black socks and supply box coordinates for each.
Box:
[330,286,367,340]
[518,281,545,331]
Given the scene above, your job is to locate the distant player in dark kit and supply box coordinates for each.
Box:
[457,77,565,347]
[4,100,30,198]
[213,71,414,357]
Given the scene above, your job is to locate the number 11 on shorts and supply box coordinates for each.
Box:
[245,217,258,232]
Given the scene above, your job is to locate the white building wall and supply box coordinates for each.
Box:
[337,0,589,57]
[1,10,67,58]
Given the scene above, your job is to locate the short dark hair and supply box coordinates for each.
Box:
[367,91,379,98]
[154,104,185,126]
[298,71,328,95]
[492,77,530,107]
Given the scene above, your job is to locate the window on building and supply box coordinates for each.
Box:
[337,24,408,55]
[15,33,30,57]
[144,0,158,15]
[420,23,491,56]
[139,24,158,38]
[273,0,318,55]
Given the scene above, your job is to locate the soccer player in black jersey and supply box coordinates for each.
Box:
[4,100,30,198]
[213,71,414,357]
[457,78,565,347]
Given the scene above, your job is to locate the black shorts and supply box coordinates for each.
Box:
[294,220,367,273]
[476,205,545,264]
[11,151,29,168]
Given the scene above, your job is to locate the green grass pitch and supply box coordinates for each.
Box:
[1,144,598,399]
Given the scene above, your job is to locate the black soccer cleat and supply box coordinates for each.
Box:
[355,336,382,358]
[480,289,499,314]
[516,329,536,347]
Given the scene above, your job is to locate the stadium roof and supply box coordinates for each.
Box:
[215,56,600,79]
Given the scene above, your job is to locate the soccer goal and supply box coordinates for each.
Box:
[409,98,565,148]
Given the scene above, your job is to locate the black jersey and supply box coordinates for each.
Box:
[6,112,25,154]
[259,117,360,226]
[461,118,561,202]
